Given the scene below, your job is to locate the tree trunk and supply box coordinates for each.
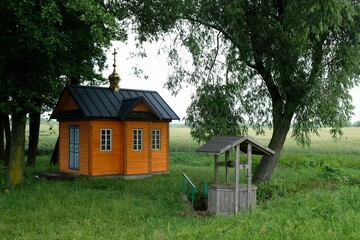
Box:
[0,114,10,167]
[3,113,11,167]
[50,137,59,165]
[27,107,41,166]
[7,111,26,187]
[0,112,5,160]
[253,108,293,182]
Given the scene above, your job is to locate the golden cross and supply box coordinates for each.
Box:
[112,48,117,67]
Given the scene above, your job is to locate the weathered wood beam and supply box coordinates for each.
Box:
[214,154,219,183]
[217,161,248,169]
[225,150,230,183]
[247,144,252,209]
[234,145,240,214]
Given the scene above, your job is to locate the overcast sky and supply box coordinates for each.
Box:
[103,41,360,123]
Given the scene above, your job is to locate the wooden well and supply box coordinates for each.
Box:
[197,136,274,215]
[208,184,257,215]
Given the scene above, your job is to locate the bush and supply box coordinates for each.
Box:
[257,180,286,203]
[319,164,350,184]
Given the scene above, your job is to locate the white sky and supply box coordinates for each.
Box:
[103,41,360,123]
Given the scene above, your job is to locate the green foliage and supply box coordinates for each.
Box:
[120,0,360,180]
[353,120,360,127]
[186,83,247,143]
[122,0,360,143]
[0,0,126,187]
[0,161,5,191]
[257,180,286,203]
[0,0,125,113]
[320,164,350,184]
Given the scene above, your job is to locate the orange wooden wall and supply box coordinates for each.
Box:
[124,121,150,175]
[133,101,151,112]
[52,90,79,117]
[90,120,124,176]
[124,121,169,175]
[151,122,169,172]
[59,120,169,176]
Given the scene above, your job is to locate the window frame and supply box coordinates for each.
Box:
[133,128,143,151]
[151,129,161,150]
[100,128,112,152]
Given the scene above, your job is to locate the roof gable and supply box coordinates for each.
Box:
[117,97,162,120]
[196,136,275,156]
[50,89,82,119]
[51,85,179,121]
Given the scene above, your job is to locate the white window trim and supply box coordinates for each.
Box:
[100,128,112,152]
[152,129,161,150]
[133,128,143,151]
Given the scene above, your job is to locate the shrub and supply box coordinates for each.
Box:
[319,164,350,184]
[257,180,286,203]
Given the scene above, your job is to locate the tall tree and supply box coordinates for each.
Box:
[0,0,124,186]
[116,0,360,181]
[0,112,6,160]
[26,0,126,167]
[26,101,42,166]
[0,111,10,164]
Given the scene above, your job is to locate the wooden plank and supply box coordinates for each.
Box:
[125,121,152,175]
[148,122,152,173]
[133,101,151,112]
[88,122,93,176]
[208,184,257,215]
[197,136,275,156]
[214,154,219,183]
[89,120,123,176]
[197,136,242,154]
[234,145,240,214]
[225,150,230,183]
[247,144,252,209]
[151,121,169,172]
[166,122,170,172]
[124,122,128,175]
[52,90,80,118]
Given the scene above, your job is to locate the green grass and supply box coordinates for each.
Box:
[1,126,360,239]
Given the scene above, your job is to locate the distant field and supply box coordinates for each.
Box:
[32,121,360,157]
[170,124,360,154]
[170,125,360,174]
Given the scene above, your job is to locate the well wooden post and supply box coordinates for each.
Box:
[234,145,240,214]
[225,150,230,183]
[214,154,219,183]
[247,144,252,209]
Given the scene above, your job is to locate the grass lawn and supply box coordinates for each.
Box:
[1,126,360,239]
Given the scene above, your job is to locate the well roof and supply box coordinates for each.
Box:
[196,136,275,155]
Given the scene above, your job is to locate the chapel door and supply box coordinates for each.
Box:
[69,126,80,170]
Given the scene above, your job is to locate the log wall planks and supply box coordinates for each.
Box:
[90,120,124,176]
[57,102,170,176]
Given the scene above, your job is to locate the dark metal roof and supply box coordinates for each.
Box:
[53,110,84,120]
[51,85,179,121]
[196,136,275,156]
